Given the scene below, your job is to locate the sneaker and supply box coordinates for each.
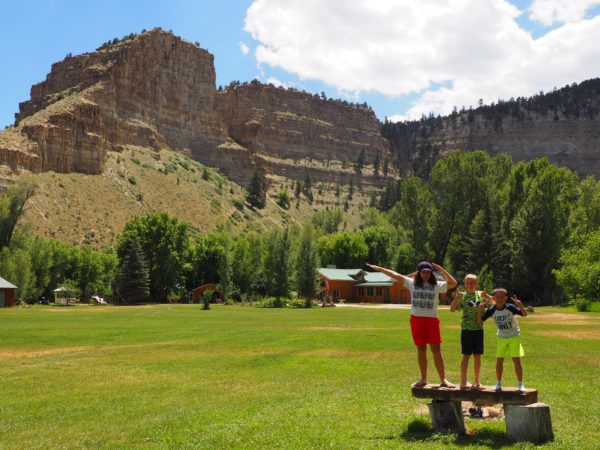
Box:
[518,384,526,393]
[494,383,502,392]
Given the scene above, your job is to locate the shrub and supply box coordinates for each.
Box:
[276,189,291,209]
[255,297,287,308]
[128,176,137,185]
[575,299,592,312]
[232,199,245,210]
[202,289,213,310]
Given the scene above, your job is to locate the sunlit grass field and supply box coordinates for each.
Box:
[1,304,598,449]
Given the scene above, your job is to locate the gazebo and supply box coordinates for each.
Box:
[53,287,74,305]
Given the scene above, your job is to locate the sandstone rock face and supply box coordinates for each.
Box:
[11,30,232,176]
[2,30,393,187]
[219,83,391,167]
[386,111,600,177]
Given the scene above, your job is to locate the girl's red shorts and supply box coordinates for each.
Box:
[410,315,442,346]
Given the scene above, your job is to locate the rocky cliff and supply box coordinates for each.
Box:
[5,30,257,181]
[1,29,393,188]
[383,79,600,177]
[218,83,391,175]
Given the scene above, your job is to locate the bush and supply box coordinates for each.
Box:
[202,289,213,310]
[255,297,287,308]
[575,299,592,312]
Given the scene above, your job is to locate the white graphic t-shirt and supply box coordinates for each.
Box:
[402,275,448,318]
[481,304,524,338]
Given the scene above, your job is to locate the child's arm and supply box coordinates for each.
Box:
[481,289,493,303]
[450,289,463,312]
[512,295,528,316]
[367,264,406,286]
[476,301,486,325]
[431,263,457,289]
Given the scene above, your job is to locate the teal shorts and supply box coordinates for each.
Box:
[496,335,524,358]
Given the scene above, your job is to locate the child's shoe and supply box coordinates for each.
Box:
[517,382,526,392]
[494,381,502,392]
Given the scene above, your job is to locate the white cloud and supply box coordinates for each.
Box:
[244,0,600,120]
[265,76,294,88]
[529,0,600,26]
[239,41,250,55]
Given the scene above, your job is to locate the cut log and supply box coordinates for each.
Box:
[505,403,554,443]
[428,400,465,434]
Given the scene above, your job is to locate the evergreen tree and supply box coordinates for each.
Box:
[296,227,318,305]
[373,153,380,175]
[355,148,365,173]
[247,170,266,209]
[117,236,150,304]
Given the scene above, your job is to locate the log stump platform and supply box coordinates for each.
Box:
[412,384,553,442]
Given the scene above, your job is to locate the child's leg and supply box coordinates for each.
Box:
[473,354,481,385]
[430,344,446,382]
[417,345,428,382]
[496,358,504,383]
[512,357,523,383]
[460,355,470,387]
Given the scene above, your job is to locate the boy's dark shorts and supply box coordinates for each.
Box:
[461,329,484,355]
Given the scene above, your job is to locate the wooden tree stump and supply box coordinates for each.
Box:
[505,402,554,442]
[428,400,465,434]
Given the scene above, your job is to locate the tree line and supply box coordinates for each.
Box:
[1,151,599,306]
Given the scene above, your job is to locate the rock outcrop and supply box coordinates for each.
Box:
[1,30,393,187]
[218,82,391,167]
[9,29,237,177]
[383,80,600,177]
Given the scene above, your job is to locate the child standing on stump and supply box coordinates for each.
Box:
[450,274,487,390]
[477,288,528,392]
[368,261,457,388]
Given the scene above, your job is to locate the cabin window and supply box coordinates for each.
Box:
[332,289,340,299]
[367,287,373,296]
[358,287,365,296]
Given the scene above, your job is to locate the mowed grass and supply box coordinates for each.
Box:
[0,305,599,449]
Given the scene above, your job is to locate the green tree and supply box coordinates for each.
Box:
[388,176,433,259]
[218,237,234,302]
[509,160,578,303]
[361,226,393,266]
[186,232,224,290]
[0,178,36,249]
[276,189,291,209]
[355,148,365,173]
[263,228,292,303]
[317,231,368,268]
[117,236,150,304]
[296,227,318,304]
[247,170,266,209]
[118,213,189,302]
[311,209,344,234]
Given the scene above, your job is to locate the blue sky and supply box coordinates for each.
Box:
[2,0,600,128]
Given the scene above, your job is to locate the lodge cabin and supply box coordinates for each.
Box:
[192,283,219,303]
[0,276,17,308]
[318,268,411,304]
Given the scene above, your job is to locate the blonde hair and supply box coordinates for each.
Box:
[464,273,478,281]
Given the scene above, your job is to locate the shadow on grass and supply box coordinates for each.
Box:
[371,418,512,448]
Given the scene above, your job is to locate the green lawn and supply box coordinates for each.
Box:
[0,304,598,449]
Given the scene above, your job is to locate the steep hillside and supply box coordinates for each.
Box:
[19,145,375,248]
